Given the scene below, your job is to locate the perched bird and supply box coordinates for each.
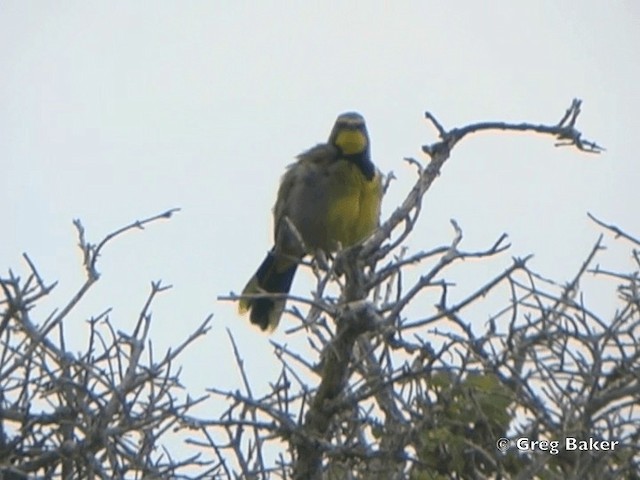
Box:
[239,112,382,331]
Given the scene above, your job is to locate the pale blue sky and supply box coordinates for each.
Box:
[1,0,638,453]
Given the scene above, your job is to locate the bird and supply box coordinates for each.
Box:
[238,112,383,331]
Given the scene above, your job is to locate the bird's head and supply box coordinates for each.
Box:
[329,112,369,156]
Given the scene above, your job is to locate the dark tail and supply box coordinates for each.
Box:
[239,250,297,331]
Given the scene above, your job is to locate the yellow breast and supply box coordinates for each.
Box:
[326,161,381,248]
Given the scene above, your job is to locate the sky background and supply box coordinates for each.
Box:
[1,0,638,464]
